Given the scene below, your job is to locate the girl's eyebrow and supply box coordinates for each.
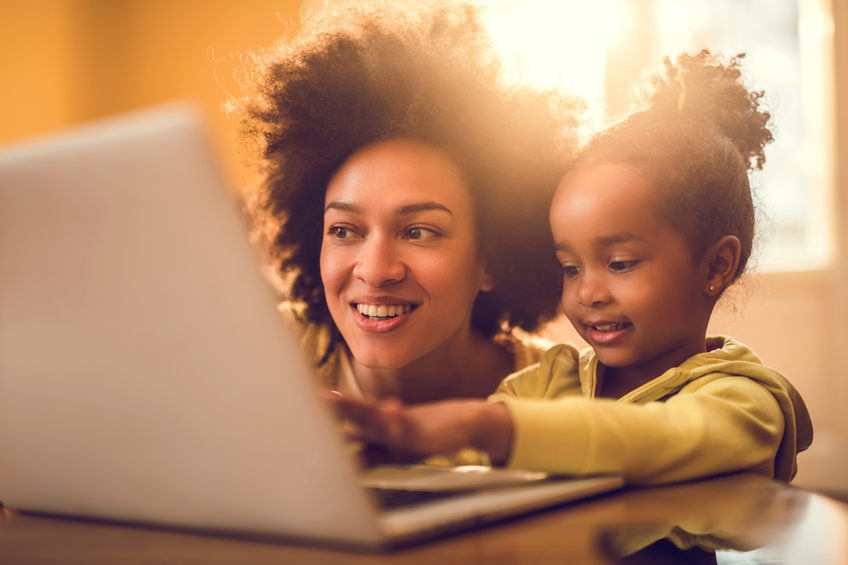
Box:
[595,233,647,247]
[554,232,646,253]
[324,201,453,216]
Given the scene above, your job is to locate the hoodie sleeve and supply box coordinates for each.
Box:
[494,372,786,485]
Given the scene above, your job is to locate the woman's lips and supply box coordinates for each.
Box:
[355,303,413,320]
[351,303,417,333]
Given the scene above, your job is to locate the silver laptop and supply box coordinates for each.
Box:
[0,104,622,548]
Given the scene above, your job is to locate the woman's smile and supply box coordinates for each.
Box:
[351,302,418,333]
[355,302,415,320]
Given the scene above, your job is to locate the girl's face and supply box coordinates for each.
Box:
[320,138,491,371]
[550,163,712,380]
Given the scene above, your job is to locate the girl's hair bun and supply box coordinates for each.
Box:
[575,49,776,289]
[640,50,773,170]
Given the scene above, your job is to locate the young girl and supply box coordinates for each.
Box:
[330,50,813,486]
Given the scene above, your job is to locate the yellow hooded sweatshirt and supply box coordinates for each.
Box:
[490,336,813,485]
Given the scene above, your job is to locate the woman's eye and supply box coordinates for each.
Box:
[610,260,638,272]
[327,226,358,239]
[405,226,438,240]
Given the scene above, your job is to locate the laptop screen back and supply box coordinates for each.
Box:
[0,105,380,544]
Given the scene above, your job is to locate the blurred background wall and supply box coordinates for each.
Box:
[0,0,302,188]
[1,0,846,498]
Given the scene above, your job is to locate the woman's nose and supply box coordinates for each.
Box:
[352,236,406,287]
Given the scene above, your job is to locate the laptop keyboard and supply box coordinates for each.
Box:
[361,465,553,509]
[368,488,461,509]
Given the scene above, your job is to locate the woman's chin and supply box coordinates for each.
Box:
[348,342,425,373]
[355,353,413,372]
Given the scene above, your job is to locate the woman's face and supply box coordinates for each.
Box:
[320,138,491,370]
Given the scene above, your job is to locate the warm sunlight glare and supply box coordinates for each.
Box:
[484,0,624,98]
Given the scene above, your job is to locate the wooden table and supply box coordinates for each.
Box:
[1,473,846,564]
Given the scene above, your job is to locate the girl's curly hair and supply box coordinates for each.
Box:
[574,49,773,286]
[227,1,582,361]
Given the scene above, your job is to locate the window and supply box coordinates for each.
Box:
[484,0,836,271]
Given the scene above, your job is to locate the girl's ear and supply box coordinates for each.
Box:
[479,268,495,292]
[477,257,496,292]
[705,236,742,297]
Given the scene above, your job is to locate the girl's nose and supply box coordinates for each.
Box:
[352,236,406,287]
[576,270,611,307]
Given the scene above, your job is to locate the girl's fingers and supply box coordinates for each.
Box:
[319,389,375,423]
[318,389,415,450]
[319,390,417,455]
[317,388,346,422]
[329,395,407,445]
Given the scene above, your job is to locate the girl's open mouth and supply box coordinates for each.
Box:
[592,323,628,332]
[588,322,631,344]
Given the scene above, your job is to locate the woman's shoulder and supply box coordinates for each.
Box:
[503,327,558,371]
[493,337,583,399]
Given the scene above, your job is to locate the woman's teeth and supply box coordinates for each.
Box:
[594,323,627,332]
[356,303,412,320]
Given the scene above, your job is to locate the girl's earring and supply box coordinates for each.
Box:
[709,285,715,292]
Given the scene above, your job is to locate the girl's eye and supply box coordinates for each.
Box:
[610,260,638,272]
[327,226,359,239]
[563,265,581,278]
[405,226,438,240]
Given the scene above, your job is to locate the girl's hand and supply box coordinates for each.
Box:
[322,392,514,464]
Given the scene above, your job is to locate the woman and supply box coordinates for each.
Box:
[229,1,580,409]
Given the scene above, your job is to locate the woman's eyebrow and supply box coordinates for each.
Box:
[396,202,453,216]
[324,201,452,216]
[324,201,363,214]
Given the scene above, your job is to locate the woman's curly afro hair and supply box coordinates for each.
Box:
[573,49,773,287]
[228,1,582,356]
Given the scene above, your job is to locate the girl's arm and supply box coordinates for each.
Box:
[325,376,792,486]
[326,394,514,464]
[323,343,579,466]
[495,377,788,483]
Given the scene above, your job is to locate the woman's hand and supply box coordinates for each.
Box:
[322,392,514,464]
